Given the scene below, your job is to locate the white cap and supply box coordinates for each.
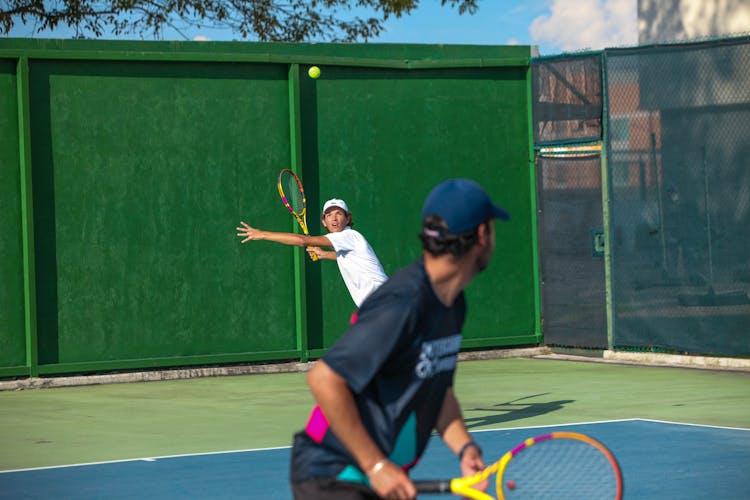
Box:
[323,198,349,214]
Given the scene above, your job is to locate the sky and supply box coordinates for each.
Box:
[6,0,638,56]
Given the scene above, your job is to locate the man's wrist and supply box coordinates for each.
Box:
[366,458,388,477]
[457,440,482,461]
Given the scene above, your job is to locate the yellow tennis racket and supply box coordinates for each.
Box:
[414,431,623,499]
[277,168,317,261]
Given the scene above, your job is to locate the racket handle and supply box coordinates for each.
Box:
[414,480,452,493]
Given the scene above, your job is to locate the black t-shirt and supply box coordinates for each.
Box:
[290,257,466,484]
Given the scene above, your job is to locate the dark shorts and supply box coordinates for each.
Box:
[292,477,381,500]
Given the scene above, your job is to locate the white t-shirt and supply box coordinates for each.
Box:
[325,227,387,307]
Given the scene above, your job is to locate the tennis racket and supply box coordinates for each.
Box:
[277,168,318,261]
[414,431,622,500]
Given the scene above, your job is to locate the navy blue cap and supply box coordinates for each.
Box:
[422,179,509,234]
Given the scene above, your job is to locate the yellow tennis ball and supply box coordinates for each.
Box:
[308,66,321,79]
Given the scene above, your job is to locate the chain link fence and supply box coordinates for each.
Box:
[533,35,750,356]
[607,37,750,356]
[532,54,602,146]
[537,153,606,348]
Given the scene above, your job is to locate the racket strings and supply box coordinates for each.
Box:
[280,172,306,215]
[501,439,618,499]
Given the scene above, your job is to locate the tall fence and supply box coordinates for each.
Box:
[532,54,607,348]
[0,39,539,378]
[4,35,747,380]
[533,35,750,356]
[607,37,750,356]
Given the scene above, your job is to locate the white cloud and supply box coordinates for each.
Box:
[193,35,210,41]
[530,0,637,53]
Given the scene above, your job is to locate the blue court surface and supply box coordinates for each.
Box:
[2,419,748,499]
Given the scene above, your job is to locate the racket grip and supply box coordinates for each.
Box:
[414,480,452,493]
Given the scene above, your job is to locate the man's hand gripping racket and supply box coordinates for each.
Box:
[414,431,623,499]
[277,168,318,261]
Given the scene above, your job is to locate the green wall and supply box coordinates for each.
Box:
[0,59,27,375]
[0,39,538,376]
[303,65,536,350]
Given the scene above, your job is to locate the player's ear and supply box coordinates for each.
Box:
[476,220,493,247]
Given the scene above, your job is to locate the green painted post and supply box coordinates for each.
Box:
[16,57,38,377]
[526,62,543,343]
[600,52,615,351]
[288,63,309,362]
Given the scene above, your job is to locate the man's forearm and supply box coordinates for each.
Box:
[318,250,337,260]
[307,361,385,472]
[257,230,308,246]
[257,230,331,248]
[435,388,473,454]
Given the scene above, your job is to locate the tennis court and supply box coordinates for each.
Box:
[2,29,749,500]
[2,357,749,498]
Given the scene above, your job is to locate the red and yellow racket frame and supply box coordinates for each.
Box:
[415,431,623,500]
[277,168,317,261]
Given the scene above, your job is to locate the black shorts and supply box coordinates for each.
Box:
[292,477,381,500]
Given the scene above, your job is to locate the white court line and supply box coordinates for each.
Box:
[633,418,750,432]
[468,417,643,434]
[0,445,290,474]
[3,418,747,474]
[469,417,750,434]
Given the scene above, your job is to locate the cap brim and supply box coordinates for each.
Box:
[494,205,510,221]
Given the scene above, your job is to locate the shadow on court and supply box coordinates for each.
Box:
[463,393,576,428]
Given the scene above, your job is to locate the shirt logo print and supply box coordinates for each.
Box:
[415,334,461,379]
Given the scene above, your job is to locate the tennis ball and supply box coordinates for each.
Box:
[308,66,321,79]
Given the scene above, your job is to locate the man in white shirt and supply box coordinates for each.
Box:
[237,198,387,307]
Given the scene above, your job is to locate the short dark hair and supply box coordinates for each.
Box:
[419,215,480,257]
[322,210,354,229]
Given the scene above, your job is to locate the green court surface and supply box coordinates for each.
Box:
[1,357,749,472]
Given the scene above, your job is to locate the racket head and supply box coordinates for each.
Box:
[277,168,308,220]
[416,431,622,500]
[496,431,623,499]
[277,168,317,260]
